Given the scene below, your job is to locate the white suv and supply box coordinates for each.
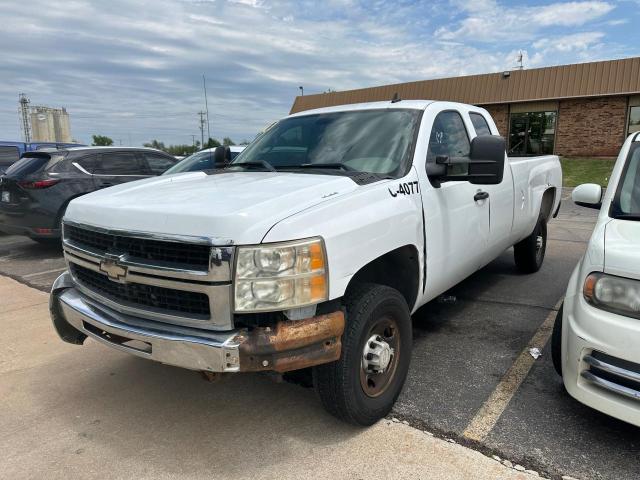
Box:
[552,132,640,427]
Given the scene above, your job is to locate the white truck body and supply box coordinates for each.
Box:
[64,101,561,310]
[555,132,640,427]
[50,100,562,424]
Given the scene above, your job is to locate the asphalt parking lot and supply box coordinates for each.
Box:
[0,189,638,480]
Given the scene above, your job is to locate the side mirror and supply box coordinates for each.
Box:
[214,146,231,164]
[572,183,602,209]
[426,136,506,186]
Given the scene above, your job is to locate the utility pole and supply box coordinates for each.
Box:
[198,111,206,147]
[191,134,197,148]
[203,75,211,143]
[18,93,31,142]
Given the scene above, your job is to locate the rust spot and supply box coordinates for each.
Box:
[239,311,345,373]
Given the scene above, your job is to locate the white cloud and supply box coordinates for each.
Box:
[438,0,614,42]
[533,32,605,52]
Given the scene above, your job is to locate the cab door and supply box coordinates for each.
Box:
[418,109,491,297]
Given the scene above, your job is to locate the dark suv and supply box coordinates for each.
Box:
[0,147,177,242]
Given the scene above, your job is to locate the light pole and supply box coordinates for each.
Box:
[299,86,304,96]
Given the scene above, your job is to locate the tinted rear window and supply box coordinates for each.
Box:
[4,153,66,177]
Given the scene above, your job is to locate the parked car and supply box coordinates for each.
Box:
[552,133,640,427]
[0,147,177,242]
[0,141,86,174]
[163,145,246,174]
[50,100,561,425]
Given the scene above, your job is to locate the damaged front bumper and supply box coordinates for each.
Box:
[50,272,345,373]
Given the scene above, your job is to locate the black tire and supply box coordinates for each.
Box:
[313,283,412,426]
[551,303,563,376]
[514,216,547,273]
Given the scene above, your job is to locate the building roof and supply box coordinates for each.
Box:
[290,57,640,114]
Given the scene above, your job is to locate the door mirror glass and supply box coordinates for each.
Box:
[426,135,505,186]
[467,135,506,185]
[572,183,603,209]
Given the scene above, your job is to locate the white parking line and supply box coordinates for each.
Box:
[22,267,67,279]
[462,297,564,442]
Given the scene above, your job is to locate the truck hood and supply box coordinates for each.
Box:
[65,171,358,244]
[604,219,640,280]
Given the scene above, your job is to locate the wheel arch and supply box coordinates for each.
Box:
[344,245,420,311]
[539,187,557,221]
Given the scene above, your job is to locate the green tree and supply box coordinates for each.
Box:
[204,137,221,149]
[91,135,114,146]
[165,144,200,156]
[143,139,166,151]
[222,137,236,146]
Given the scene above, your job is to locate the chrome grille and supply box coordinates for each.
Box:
[65,224,212,269]
[581,351,640,401]
[70,263,211,317]
[62,221,235,330]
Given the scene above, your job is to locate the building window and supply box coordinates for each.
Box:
[628,106,640,135]
[508,111,557,155]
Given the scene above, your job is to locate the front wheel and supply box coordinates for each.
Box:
[313,284,412,426]
[514,216,547,273]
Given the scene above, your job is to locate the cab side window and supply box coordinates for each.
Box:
[427,111,470,176]
[470,113,492,136]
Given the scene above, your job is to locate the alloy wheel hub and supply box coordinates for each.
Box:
[536,235,544,251]
[362,335,394,374]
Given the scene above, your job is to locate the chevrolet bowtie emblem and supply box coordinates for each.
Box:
[99,254,127,282]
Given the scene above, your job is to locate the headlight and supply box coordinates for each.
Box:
[234,238,328,312]
[583,272,640,319]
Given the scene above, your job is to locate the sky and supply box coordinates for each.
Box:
[0,0,637,146]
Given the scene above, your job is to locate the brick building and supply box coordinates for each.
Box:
[290,57,640,157]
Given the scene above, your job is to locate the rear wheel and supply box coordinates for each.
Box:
[313,284,412,426]
[514,216,547,273]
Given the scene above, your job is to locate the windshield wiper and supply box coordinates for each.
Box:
[286,163,357,172]
[227,160,276,172]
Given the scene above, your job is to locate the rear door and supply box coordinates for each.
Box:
[468,111,515,264]
[92,151,150,189]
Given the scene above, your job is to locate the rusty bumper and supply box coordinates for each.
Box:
[52,280,344,374]
[238,311,345,372]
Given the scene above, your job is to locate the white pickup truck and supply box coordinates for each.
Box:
[50,100,561,425]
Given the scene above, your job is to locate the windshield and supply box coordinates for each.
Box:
[612,144,640,218]
[164,149,242,175]
[232,109,421,177]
